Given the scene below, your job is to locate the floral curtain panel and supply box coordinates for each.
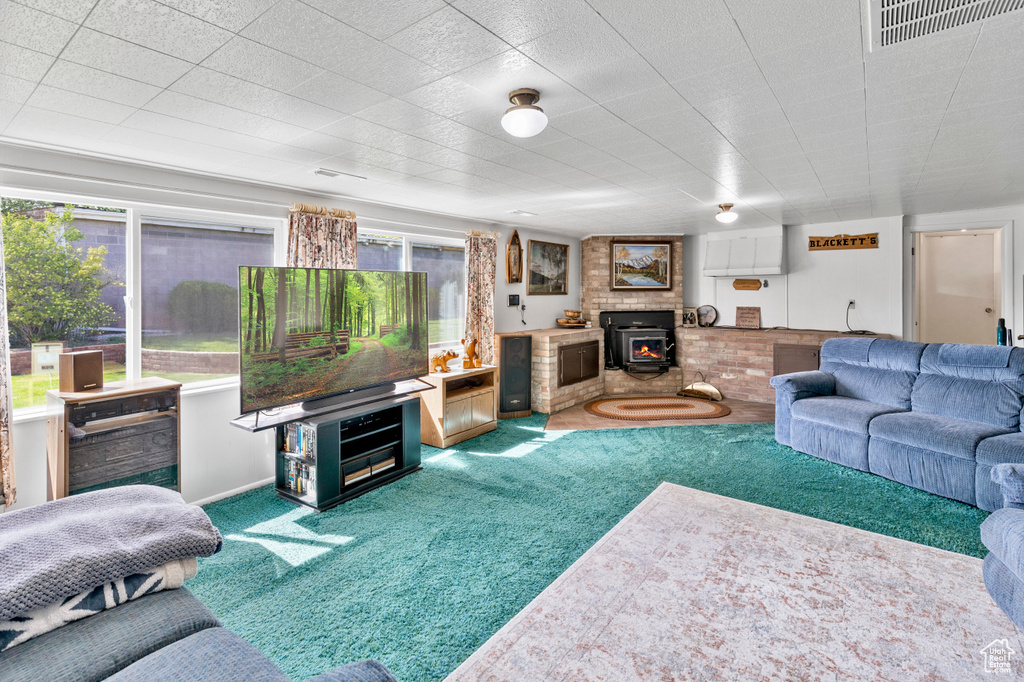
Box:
[286,203,358,269]
[464,231,497,365]
[0,226,15,508]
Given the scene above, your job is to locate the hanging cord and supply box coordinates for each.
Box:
[845,301,877,336]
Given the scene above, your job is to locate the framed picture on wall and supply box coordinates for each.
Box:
[527,239,569,295]
[610,240,672,290]
[506,230,523,284]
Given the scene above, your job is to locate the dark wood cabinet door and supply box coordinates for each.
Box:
[559,346,583,386]
[580,342,600,381]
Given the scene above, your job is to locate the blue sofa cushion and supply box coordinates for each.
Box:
[977,434,1024,468]
[819,338,926,409]
[869,411,1012,460]
[990,462,1024,509]
[790,396,905,432]
[106,627,290,681]
[982,508,1024,585]
[913,344,1024,429]
[0,587,219,682]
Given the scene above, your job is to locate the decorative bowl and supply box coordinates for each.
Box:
[563,309,582,319]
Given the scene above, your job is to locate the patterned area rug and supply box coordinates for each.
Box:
[447,483,1023,681]
[584,396,731,420]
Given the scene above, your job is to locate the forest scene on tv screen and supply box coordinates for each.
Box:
[239,267,428,413]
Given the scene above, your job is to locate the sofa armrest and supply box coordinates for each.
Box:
[769,371,836,396]
[992,464,1024,510]
[306,660,398,682]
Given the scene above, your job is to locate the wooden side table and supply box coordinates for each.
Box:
[46,377,181,500]
[417,365,498,448]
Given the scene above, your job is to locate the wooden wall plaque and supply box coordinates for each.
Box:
[808,233,878,251]
[732,279,762,291]
[735,306,761,329]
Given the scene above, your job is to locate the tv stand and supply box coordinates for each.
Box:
[271,394,421,512]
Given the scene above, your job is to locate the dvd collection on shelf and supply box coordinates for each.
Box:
[282,421,317,497]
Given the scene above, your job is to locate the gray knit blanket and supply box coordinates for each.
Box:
[0,485,222,621]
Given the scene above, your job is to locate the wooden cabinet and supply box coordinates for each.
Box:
[558,341,600,387]
[417,365,498,448]
[45,377,181,500]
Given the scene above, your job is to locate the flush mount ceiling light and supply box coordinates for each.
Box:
[501,88,547,138]
[715,203,738,224]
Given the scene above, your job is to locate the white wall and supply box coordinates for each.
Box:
[493,225,581,334]
[682,216,904,336]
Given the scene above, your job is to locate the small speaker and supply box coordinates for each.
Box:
[59,350,104,393]
[500,335,532,414]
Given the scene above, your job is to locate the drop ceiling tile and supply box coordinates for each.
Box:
[0,74,36,104]
[0,41,54,81]
[402,77,491,117]
[157,0,279,32]
[202,38,321,92]
[143,91,311,143]
[103,126,254,166]
[640,28,751,84]
[27,84,136,124]
[85,0,232,63]
[548,105,624,137]
[758,30,863,83]
[41,60,162,108]
[567,56,666,103]
[286,131,358,156]
[786,90,865,124]
[241,0,369,68]
[171,67,345,129]
[303,0,445,40]
[121,109,281,155]
[0,98,19,131]
[330,40,444,97]
[352,98,448,135]
[727,0,862,56]
[517,10,634,77]
[866,28,979,78]
[791,111,866,138]
[63,29,192,87]
[601,84,690,123]
[5,105,114,142]
[257,143,336,166]
[385,6,509,73]
[597,134,666,160]
[451,0,592,46]
[374,131,449,159]
[769,64,865,106]
[452,132,524,161]
[286,71,390,116]
[0,2,78,57]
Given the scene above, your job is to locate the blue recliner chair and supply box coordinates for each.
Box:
[981,463,1024,629]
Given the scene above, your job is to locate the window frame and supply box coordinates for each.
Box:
[1,186,285,418]
[356,227,467,350]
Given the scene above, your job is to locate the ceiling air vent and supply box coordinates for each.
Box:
[314,168,366,181]
[869,0,1024,50]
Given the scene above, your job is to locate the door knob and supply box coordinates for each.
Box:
[985,307,993,313]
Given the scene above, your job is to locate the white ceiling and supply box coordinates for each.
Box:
[1,0,1023,235]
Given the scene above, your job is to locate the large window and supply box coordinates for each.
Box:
[1,198,127,408]
[357,231,465,347]
[140,217,274,383]
[1,194,280,409]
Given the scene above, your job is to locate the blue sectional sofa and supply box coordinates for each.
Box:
[981,463,1024,630]
[771,338,1024,511]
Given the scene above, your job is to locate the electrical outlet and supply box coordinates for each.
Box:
[848,299,856,309]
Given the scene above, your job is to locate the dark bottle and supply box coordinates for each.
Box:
[997,318,1007,346]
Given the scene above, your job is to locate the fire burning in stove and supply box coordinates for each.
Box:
[631,339,665,361]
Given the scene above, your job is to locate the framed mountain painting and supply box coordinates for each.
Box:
[610,241,672,290]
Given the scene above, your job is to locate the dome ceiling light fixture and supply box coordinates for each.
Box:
[501,88,548,138]
[715,203,738,223]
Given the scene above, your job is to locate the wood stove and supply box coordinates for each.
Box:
[599,310,675,374]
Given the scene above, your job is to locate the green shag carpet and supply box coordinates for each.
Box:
[192,417,989,682]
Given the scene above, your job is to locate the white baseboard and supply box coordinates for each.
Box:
[190,477,274,507]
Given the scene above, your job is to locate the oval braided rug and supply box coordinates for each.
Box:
[583,396,731,421]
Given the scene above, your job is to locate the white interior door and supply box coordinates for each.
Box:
[916,230,1001,345]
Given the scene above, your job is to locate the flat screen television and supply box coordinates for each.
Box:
[238,266,429,415]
